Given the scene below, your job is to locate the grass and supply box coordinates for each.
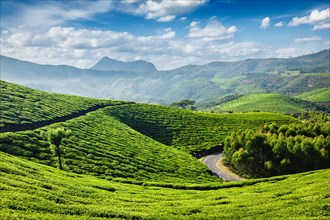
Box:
[295,88,330,102]
[0,151,329,219]
[0,107,218,183]
[0,80,123,128]
[207,94,311,113]
[108,104,297,154]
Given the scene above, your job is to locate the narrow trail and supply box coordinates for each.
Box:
[0,103,129,133]
[202,152,244,181]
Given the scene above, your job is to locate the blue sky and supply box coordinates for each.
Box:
[0,0,329,70]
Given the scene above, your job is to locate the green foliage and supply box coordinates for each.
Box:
[208,94,314,113]
[0,107,218,183]
[47,128,71,170]
[0,80,120,128]
[295,88,330,102]
[223,118,330,178]
[108,104,297,154]
[170,99,196,109]
[0,152,329,219]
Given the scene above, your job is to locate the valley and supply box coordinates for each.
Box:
[0,80,329,219]
[1,0,329,218]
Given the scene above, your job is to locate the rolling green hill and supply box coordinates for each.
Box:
[0,81,329,219]
[296,88,330,102]
[1,151,329,219]
[0,107,217,183]
[108,104,297,154]
[0,80,123,128]
[207,94,312,113]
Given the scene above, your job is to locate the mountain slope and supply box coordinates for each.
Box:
[1,49,329,104]
[296,88,330,102]
[90,56,157,72]
[108,104,297,154]
[1,151,329,219]
[206,94,313,113]
[0,106,217,183]
[0,80,120,129]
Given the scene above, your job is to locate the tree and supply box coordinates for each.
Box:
[47,128,70,170]
[170,99,196,109]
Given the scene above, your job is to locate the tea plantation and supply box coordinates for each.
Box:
[1,151,329,219]
[108,104,297,154]
[0,80,329,219]
[0,80,123,128]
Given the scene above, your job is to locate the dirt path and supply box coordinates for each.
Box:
[202,152,244,181]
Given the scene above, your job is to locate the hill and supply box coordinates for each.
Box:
[90,56,157,72]
[108,103,297,154]
[0,106,217,183]
[1,151,329,219]
[0,80,121,129]
[205,94,313,113]
[0,81,297,180]
[296,87,330,102]
[1,49,329,104]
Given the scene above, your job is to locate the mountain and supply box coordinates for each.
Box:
[90,56,157,72]
[1,49,329,105]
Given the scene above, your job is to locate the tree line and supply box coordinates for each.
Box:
[223,112,329,178]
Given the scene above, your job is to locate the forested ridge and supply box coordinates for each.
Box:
[223,112,330,178]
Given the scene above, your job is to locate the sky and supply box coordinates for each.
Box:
[0,0,329,70]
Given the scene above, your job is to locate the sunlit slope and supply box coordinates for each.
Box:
[108,104,297,154]
[1,152,329,219]
[0,107,217,183]
[296,88,330,102]
[208,94,310,113]
[0,80,121,128]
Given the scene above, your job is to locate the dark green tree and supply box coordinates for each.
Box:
[47,128,70,170]
[170,99,195,109]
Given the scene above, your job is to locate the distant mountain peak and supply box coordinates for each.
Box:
[90,56,157,72]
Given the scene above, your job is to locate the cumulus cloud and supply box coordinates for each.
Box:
[274,22,284,27]
[288,8,330,30]
[188,18,237,41]
[294,36,321,43]
[123,0,207,22]
[260,17,271,29]
[1,24,267,70]
[157,15,176,22]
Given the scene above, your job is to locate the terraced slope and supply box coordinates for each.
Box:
[207,94,311,113]
[0,107,217,183]
[0,80,123,129]
[1,152,329,219]
[108,104,297,154]
[296,88,330,102]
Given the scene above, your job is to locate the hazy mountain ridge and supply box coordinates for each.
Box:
[90,56,157,72]
[1,49,329,104]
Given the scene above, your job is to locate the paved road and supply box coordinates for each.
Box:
[202,152,242,181]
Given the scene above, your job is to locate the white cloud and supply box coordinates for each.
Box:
[188,19,237,41]
[260,17,271,29]
[294,36,321,43]
[180,17,187,21]
[157,15,176,22]
[123,0,207,22]
[274,22,284,27]
[288,8,330,30]
[313,23,330,30]
[2,1,113,31]
[1,24,268,70]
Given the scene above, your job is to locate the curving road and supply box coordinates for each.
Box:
[202,152,242,181]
